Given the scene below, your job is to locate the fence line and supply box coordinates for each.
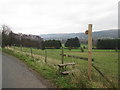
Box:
[92,64,115,88]
[7,46,116,88]
[60,54,94,61]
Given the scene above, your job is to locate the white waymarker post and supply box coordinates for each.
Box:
[88,24,92,80]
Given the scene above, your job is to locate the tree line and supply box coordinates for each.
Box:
[42,37,81,49]
[96,39,120,49]
[65,37,80,49]
[1,25,81,50]
[1,25,43,48]
[2,25,119,50]
[42,40,62,49]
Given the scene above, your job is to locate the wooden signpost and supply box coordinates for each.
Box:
[88,24,92,80]
[85,24,92,80]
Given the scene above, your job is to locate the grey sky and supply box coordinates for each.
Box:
[0,0,118,34]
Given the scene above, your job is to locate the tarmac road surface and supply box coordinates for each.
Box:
[2,53,52,88]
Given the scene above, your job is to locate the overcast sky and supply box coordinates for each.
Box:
[0,0,119,34]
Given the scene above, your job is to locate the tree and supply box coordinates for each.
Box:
[96,39,120,49]
[1,25,43,49]
[1,25,11,48]
[43,40,62,49]
[65,37,80,50]
[8,31,16,46]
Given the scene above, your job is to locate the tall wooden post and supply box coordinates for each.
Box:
[61,47,64,64]
[45,49,47,63]
[88,24,92,80]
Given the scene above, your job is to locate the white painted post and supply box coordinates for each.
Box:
[88,24,92,80]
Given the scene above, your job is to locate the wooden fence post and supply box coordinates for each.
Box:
[20,45,22,51]
[88,24,92,80]
[45,49,47,63]
[61,47,64,64]
[6,46,8,49]
[14,44,15,50]
[30,47,33,57]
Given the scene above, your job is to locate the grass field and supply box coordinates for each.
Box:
[2,46,118,88]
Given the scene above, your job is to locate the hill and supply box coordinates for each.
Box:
[40,29,118,40]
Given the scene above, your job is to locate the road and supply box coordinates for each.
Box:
[2,53,53,88]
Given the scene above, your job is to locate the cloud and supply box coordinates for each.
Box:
[0,0,118,34]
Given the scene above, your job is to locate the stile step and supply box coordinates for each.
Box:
[62,71,70,75]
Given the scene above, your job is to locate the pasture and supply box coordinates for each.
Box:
[3,46,118,88]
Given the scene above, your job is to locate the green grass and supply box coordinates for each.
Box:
[3,46,118,88]
[81,44,88,47]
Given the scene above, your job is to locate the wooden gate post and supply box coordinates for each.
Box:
[45,49,47,63]
[88,24,92,80]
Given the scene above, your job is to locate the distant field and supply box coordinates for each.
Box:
[4,46,118,88]
[63,44,88,48]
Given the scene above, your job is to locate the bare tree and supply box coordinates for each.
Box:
[1,25,12,48]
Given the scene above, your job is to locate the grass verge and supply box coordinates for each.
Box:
[2,48,78,88]
[2,47,118,88]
